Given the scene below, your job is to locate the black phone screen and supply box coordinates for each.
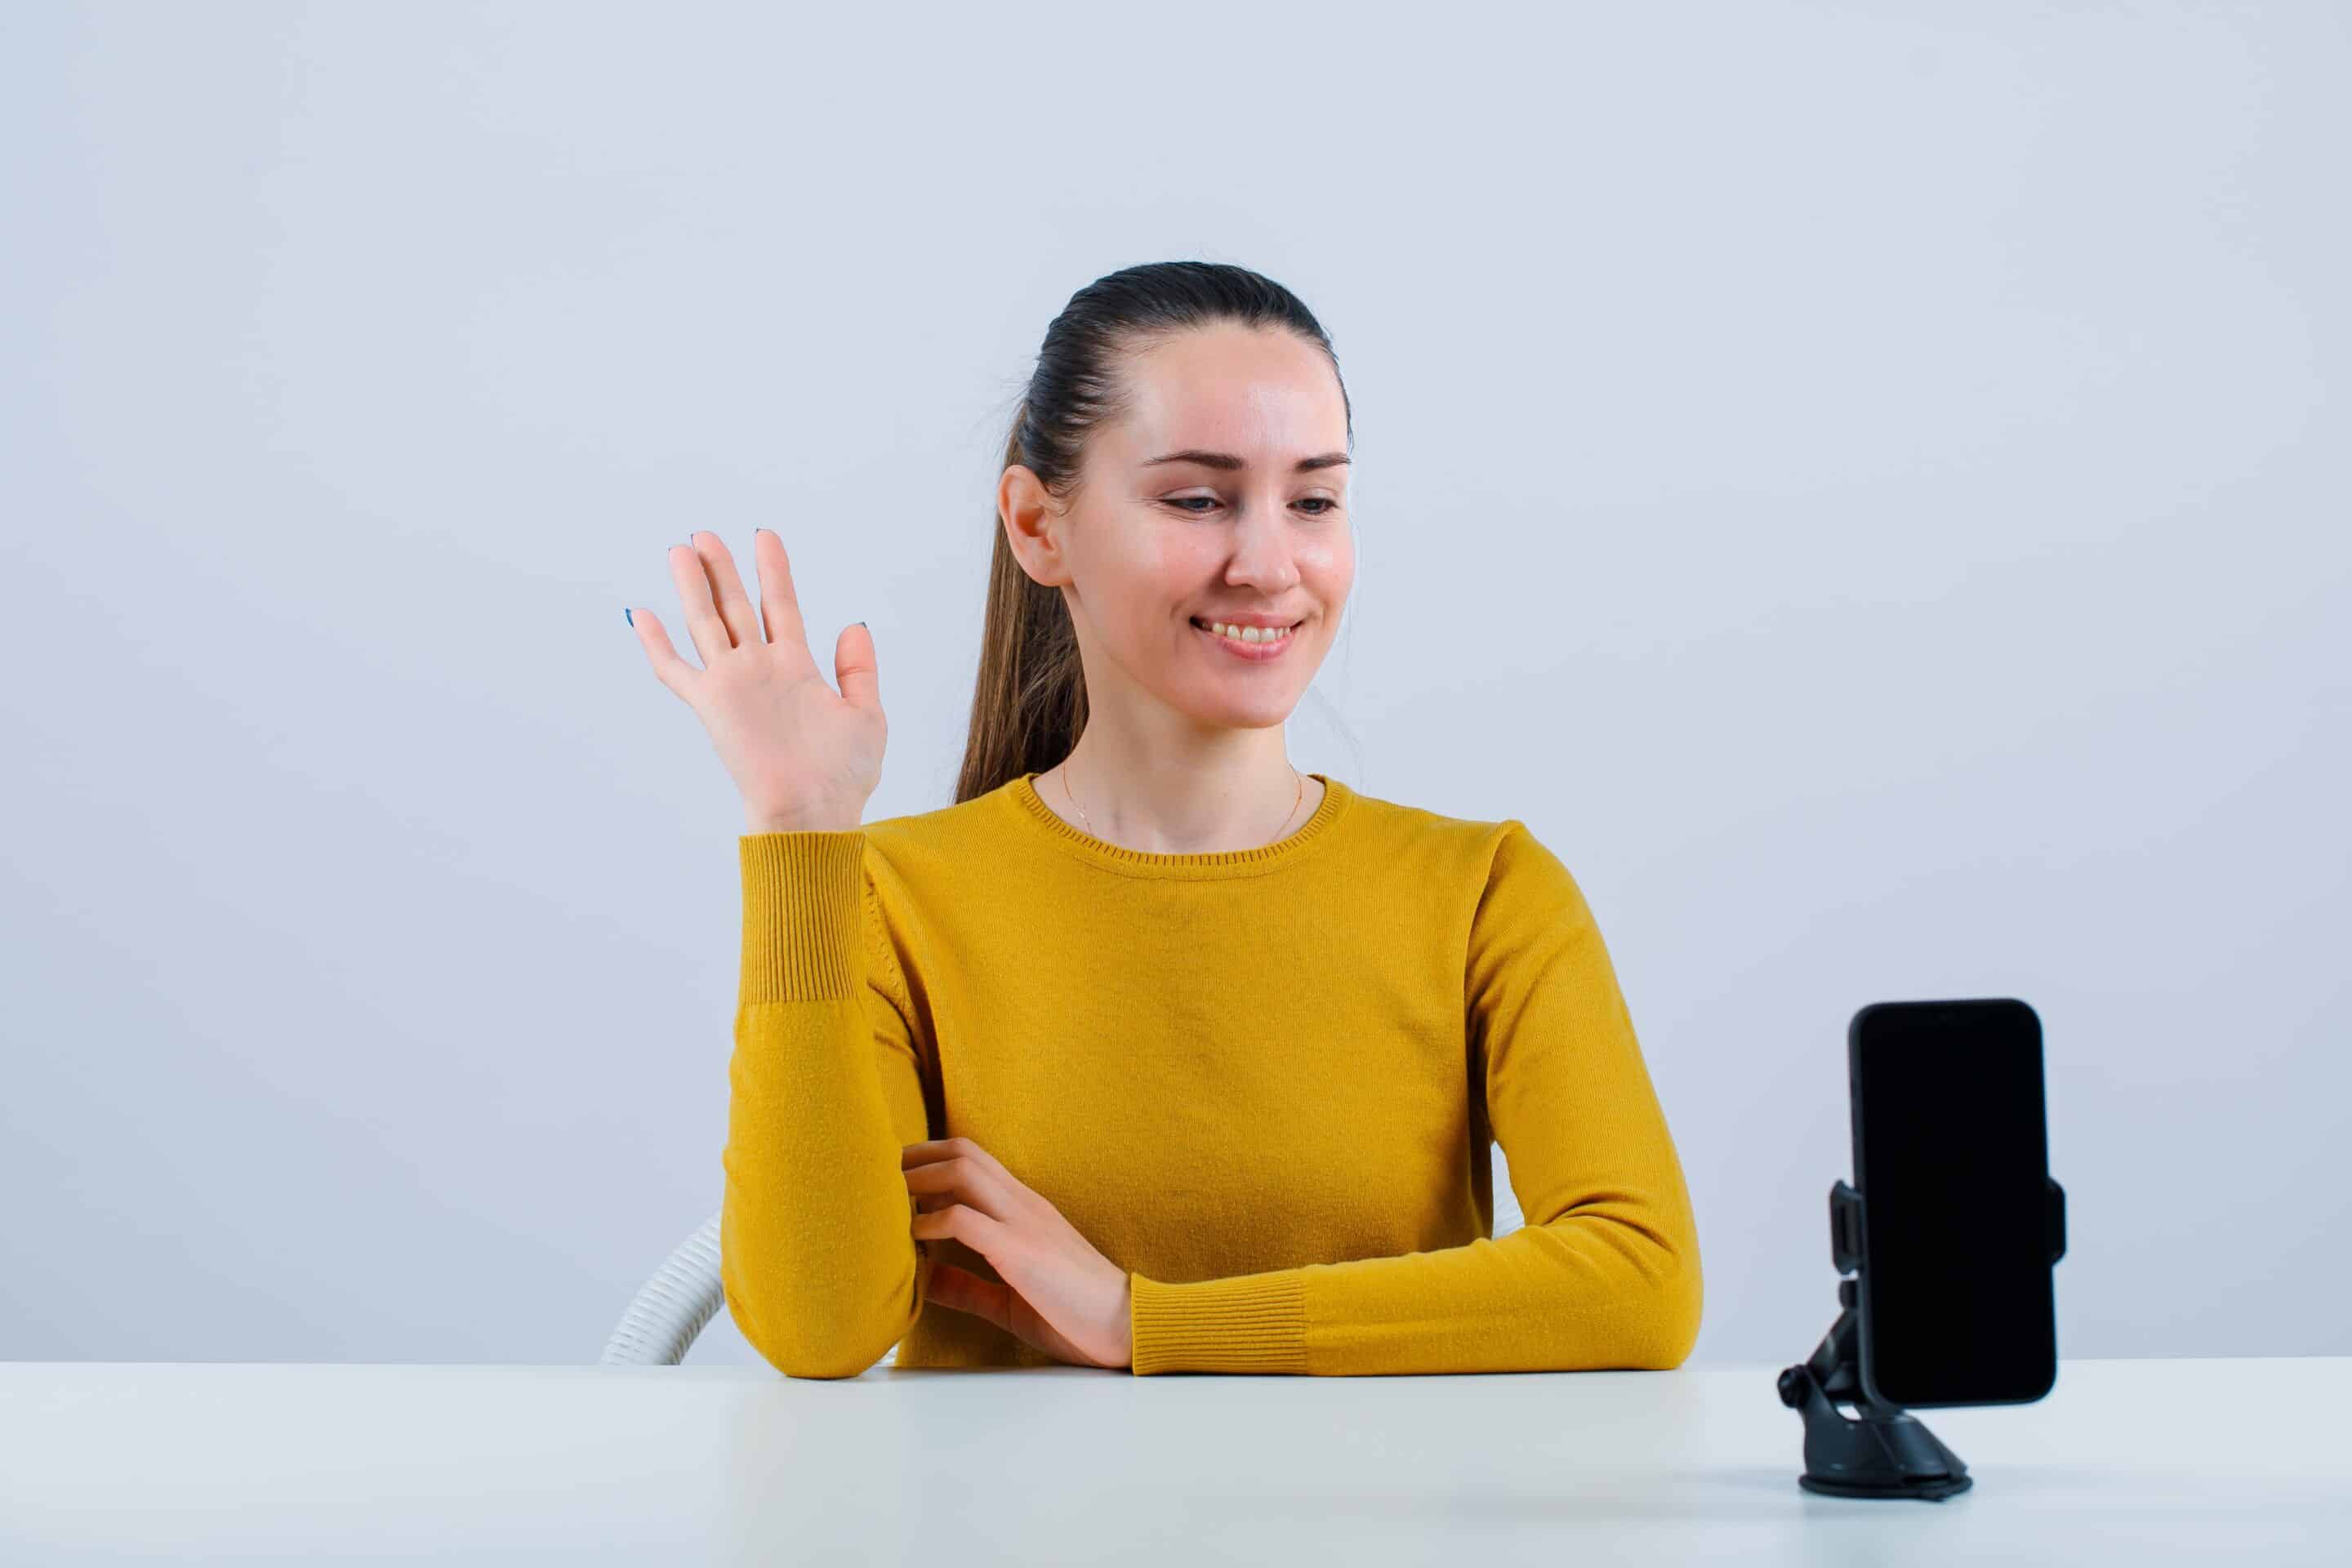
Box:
[1852,998,2056,1407]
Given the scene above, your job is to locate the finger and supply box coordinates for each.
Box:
[906,1142,1024,1205]
[911,1201,1004,1254]
[904,1156,1013,1221]
[751,528,815,667]
[902,1137,1013,1184]
[626,606,701,702]
[666,538,733,668]
[924,1262,1013,1334]
[692,529,762,652]
[835,621,881,714]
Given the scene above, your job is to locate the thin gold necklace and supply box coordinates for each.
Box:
[1062,760,1305,849]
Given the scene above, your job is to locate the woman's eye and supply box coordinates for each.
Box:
[1161,497,1339,515]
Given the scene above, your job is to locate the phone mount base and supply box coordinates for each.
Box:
[1778,1276,1971,1500]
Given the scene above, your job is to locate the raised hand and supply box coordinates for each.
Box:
[627,530,885,833]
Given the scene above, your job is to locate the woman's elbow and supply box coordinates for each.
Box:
[726,1287,899,1380]
[1629,1241,1704,1369]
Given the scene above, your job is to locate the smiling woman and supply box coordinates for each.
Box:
[969,299,1362,810]
[646,261,1704,1379]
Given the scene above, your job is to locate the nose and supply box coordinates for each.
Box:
[1225,501,1301,593]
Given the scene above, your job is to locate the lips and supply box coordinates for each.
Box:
[1191,618,1299,660]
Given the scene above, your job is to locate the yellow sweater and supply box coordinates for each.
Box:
[720,769,1704,1378]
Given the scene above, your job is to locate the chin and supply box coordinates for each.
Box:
[1184,691,1303,729]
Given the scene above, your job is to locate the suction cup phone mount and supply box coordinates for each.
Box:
[1775,1177,2067,1501]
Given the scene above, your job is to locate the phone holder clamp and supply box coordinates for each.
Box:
[1775,1176,2066,1501]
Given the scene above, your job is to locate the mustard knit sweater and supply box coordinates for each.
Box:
[720,769,1704,1378]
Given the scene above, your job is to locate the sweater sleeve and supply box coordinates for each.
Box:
[1126,821,1703,1375]
[721,831,935,1379]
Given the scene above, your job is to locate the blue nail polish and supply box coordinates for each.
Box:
[624,607,634,627]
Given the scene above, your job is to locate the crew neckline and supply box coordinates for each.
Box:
[1007,769,1353,880]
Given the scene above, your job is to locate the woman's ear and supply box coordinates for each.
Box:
[999,464,1071,587]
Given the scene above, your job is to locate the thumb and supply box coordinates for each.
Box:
[924,1262,1011,1332]
[835,621,881,712]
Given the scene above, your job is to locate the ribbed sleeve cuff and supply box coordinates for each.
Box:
[738,831,867,1004]
[1129,1270,1309,1375]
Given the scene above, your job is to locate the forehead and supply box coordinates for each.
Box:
[1103,323,1348,462]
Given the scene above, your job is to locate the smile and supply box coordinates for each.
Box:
[1191,617,1303,660]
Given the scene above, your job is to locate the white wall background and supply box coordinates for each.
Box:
[3,2,2343,1369]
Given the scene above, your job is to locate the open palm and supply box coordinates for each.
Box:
[626,529,886,831]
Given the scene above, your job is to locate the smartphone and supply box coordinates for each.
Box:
[1850,997,2058,1408]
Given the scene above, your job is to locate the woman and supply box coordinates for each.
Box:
[626,261,1703,1378]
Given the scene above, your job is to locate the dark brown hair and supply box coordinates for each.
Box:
[952,261,1353,805]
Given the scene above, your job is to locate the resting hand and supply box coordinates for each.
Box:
[902,1138,1133,1370]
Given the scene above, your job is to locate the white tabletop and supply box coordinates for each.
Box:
[2,1357,2344,1564]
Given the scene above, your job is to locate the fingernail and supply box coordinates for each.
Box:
[624,607,634,627]
[857,621,867,628]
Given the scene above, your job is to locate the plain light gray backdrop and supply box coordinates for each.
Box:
[3,2,2344,1368]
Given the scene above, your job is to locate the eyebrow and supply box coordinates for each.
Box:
[1138,449,1352,474]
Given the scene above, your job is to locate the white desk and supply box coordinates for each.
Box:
[2,1358,2344,1563]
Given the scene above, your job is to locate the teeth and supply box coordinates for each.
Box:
[1200,620,1295,644]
